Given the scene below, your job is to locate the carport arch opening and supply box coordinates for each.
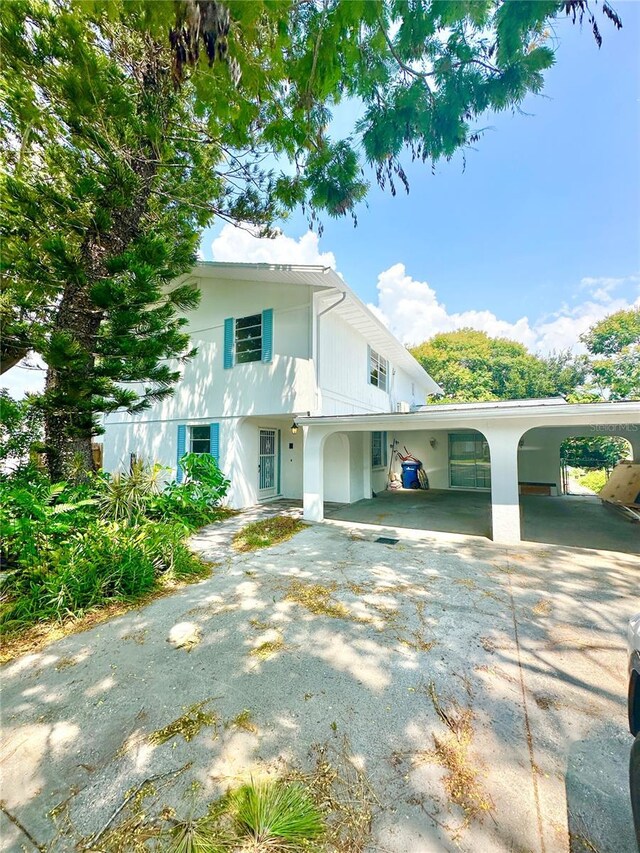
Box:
[317,426,499,542]
[559,434,633,494]
[517,426,635,498]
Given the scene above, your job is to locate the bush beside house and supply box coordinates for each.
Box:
[0,454,229,635]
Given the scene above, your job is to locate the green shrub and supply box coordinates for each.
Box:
[0,456,225,636]
[0,519,207,633]
[0,466,97,569]
[576,468,608,493]
[151,452,230,528]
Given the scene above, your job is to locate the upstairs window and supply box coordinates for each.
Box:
[225,310,273,368]
[235,314,263,364]
[372,431,388,468]
[369,347,388,392]
[190,425,211,454]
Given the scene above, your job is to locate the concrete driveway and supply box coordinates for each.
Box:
[324,489,640,555]
[1,513,638,852]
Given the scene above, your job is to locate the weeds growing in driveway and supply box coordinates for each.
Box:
[283,579,349,619]
[67,738,374,853]
[425,681,494,827]
[232,515,305,552]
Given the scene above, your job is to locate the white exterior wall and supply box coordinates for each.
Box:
[318,311,429,415]
[101,267,437,509]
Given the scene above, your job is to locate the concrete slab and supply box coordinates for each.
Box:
[1,516,638,852]
[324,489,640,555]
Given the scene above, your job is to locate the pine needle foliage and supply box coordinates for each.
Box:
[1,0,622,477]
[229,779,325,848]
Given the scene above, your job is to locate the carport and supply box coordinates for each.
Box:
[299,398,640,545]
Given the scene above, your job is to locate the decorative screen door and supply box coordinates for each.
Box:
[258,429,278,497]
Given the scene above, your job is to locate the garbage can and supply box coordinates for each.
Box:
[401,461,422,489]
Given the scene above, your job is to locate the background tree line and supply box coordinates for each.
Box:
[0,0,623,480]
[409,307,640,475]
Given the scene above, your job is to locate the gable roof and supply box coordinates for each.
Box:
[193,262,441,395]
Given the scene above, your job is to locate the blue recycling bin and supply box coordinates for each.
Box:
[401,461,421,489]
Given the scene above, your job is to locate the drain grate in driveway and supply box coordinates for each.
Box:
[376,536,399,545]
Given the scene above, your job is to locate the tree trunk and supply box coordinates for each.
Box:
[44,278,104,481]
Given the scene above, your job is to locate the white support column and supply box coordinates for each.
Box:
[362,432,372,499]
[629,432,640,463]
[485,427,523,545]
[303,426,326,522]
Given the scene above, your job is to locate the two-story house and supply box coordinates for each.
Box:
[103,261,639,545]
[102,261,441,509]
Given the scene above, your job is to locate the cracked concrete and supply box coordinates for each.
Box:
[1,508,637,852]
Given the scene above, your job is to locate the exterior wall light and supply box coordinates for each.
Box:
[429,437,437,449]
[291,422,299,435]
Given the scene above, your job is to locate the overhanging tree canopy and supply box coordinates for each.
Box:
[0,0,622,477]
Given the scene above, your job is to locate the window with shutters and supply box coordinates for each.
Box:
[369,348,388,392]
[189,425,211,455]
[235,314,262,364]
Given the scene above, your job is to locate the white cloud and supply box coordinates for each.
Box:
[578,274,638,304]
[368,264,640,354]
[211,223,336,268]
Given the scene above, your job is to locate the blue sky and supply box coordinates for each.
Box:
[5,5,639,398]
[202,3,640,352]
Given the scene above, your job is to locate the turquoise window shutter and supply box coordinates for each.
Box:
[367,344,372,384]
[209,422,220,463]
[176,424,186,483]
[262,308,273,363]
[224,317,234,369]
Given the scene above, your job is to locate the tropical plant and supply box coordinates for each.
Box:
[96,460,166,523]
[0,459,215,634]
[0,467,97,569]
[229,780,324,848]
[0,517,207,633]
[152,453,230,527]
[164,779,324,853]
[1,0,621,479]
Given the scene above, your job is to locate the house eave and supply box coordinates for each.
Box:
[297,399,640,430]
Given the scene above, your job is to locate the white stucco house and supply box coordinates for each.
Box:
[103,261,640,546]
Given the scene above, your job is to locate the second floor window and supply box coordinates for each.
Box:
[235,314,262,364]
[369,347,388,392]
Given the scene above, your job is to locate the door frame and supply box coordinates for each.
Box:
[258,427,281,499]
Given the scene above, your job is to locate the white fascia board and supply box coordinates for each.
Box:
[298,399,640,429]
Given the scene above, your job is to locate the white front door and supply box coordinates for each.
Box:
[258,429,278,498]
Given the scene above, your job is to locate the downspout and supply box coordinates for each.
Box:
[314,280,347,411]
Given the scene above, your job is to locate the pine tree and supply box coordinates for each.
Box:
[0,0,621,478]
